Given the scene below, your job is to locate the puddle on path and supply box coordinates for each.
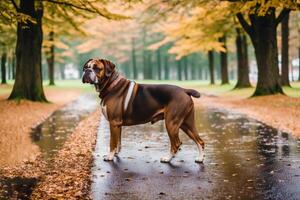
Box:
[92,108,300,200]
[0,93,98,199]
[31,93,98,161]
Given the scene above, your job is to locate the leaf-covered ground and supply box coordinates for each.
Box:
[0,88,81,167]
[31,109,100,199]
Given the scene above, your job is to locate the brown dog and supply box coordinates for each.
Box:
[82,58,205,163]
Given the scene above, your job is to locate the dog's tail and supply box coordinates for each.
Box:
[184,89,201,98]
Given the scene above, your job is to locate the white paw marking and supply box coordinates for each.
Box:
[103,153,114,161]
[160,153,174,163]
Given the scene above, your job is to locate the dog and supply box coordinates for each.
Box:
[82,58,205,163]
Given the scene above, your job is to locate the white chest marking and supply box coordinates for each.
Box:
[101,102,108,120]
[124,81,135,112]
[100,81,135,120]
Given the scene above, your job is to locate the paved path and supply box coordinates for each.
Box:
[92,108,300,200]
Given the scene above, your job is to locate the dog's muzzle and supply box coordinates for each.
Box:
[82,69,98,84]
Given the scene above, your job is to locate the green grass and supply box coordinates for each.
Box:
[1,79,300,98]
[44,79,94,92]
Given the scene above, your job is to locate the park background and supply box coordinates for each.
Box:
[1,0,300,199]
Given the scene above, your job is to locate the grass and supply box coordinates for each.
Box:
[1,79,300,98]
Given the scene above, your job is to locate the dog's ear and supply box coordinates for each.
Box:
[100,59,115,77]
[83,58,93,69]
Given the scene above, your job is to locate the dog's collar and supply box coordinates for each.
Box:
[98,74,124,99]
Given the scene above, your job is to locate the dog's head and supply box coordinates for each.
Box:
[82,58,116,84]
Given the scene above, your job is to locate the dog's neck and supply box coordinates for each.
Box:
[96,71,124,99]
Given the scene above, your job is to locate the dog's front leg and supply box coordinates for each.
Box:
[103,124,122,161]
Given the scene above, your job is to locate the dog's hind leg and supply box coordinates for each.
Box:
[161,119,182,163]
[180,109,205,163]
[104,124,122,161]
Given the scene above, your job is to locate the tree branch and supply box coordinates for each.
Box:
[42,0,98,14]
[10,0,19,11]
[275,8,291,27]
[236,13,253,37]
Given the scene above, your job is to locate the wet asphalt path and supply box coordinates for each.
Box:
[91,108,300,200]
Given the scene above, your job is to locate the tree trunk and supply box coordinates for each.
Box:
[131,37,137,79]
[237,9,283,96]
[7,52,11,80]
[164,55,169,80]
[59,64,65,80]
[12,53,15,79]
[177,59,182,81]
[235,28,251,88]
[1,52,7,84]
[46,31,55,85]
[251,14,282,95]
[142,28,147,79]
[183,56,188,80]
[281,12,290,86]
[191,56,196,80]
[156,48,161,80]
[208,51,215,84]
[9,0,46,101]
[147,52,153,79]
[219,36,229,84]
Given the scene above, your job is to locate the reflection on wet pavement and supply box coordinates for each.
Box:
[92,108,300,200]
[31,93,98,161]
[0,93,98,199]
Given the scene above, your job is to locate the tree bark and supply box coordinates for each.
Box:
[177,59,182,81]
[235,28,251,88]
[1,52,7,84]
[156,48,161,80]
[131,37,137,79]
[9,0,47,101]
[281,12,290,86]
[219,36,229,84]
[164,55,169,80]
[46,31,55,85]
[208,50,215,84]
[237,9,285,96]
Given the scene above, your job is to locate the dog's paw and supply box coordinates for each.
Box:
[160,156,172,163]
[195,156,204,163]
[103,155,114,162]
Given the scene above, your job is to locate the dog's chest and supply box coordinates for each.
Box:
[100,102,108,120]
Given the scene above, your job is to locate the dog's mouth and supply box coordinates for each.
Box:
[82,71,99,85]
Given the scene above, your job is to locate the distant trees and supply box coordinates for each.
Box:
[1,0,125,101]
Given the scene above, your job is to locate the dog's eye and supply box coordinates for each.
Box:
[93,67,100,73]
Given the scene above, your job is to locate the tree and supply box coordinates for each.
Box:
[8,0,46,101]
[1,51,7,84]
[156,48,162,80]
[4,0,125,101]
[281,12,290,86]
[208,51,215,84]
[234,1,297,95]
[219,36,229,84]
[46,31,55,85]
[146,1,233,84]
[235,28,251,88]
[131,37,138,79]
